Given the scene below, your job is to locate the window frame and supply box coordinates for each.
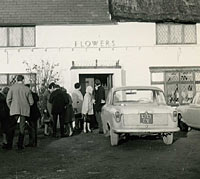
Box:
[156,23,197,45]
[0,26,36,47]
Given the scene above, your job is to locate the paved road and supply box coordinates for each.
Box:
[0,129,200,179]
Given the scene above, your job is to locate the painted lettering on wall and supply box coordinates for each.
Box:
[74,40,116,48]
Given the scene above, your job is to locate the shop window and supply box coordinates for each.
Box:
[156,23,196,44]
[150,67,200,106]
[0,26,35,47]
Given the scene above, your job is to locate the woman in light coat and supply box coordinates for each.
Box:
[82,86,94,133]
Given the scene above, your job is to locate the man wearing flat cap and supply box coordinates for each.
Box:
[94,79,105,134]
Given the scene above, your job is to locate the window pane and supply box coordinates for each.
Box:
[23,27,35,46]
[195,72,200,81]
[0,75,7,84]
[196,84,200,92]
[169,25,182,44]
[180,71,193,81]
[0,28,7,46]
[184,25,196,44]
[166,72,179,82]
[180,84,194,104]
[157,24,168,44]
[166,84,179,104]
[9,27,21,46]
[152,72,164,82]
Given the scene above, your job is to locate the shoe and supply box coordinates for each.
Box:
[2,143,12,150]
[69,131,73,137]
[88,129,92,133]
[25,144,34,147]
[44,133,49,136]
[52,134,58,138]
[17,146,25,150]
[60,134,67,138]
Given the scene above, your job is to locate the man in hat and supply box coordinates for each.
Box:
[94,79,105,134]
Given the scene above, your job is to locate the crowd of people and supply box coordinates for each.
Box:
[0,75,106,150]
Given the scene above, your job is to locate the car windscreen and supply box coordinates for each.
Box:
[113,89,166,105]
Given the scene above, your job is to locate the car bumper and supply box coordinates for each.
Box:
[113,127,180,133]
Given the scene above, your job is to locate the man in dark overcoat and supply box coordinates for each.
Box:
[94,79,105,134]
[49,84,69,137]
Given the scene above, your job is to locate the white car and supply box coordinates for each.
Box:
[101,86,180,146]
[177,92,200,131]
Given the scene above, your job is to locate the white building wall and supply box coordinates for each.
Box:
[0,22,199,91]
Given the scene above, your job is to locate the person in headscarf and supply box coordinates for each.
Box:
[82,86,94,133]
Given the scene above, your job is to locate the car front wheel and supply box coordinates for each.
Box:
[163,133,173,145]
[110,129,119,146]
[103,123,110,137]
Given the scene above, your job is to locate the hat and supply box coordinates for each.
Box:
[2,86,9,95]
[95,79,101,85]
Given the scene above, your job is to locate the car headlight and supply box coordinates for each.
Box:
[173,111,178,122]
[115,111,122,123]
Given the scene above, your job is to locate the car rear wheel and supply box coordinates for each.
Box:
[178,114,188,132]
[110,129,119,146]
[163,133,173,145]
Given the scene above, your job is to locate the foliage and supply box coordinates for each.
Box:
[23,59,60,91]
[23,60,60,115]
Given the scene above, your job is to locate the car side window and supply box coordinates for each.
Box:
[106,90,112,104]
[193,93,200,105]
[197,95,200,105]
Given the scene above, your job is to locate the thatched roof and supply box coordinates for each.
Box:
[110,0,200,23]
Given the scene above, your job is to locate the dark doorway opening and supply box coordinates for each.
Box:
[79,74,113,98]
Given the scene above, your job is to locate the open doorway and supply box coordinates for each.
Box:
[79,74,113,98]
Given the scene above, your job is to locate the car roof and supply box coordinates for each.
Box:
[112,86,163,91]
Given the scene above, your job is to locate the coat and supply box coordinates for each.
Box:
[0,92,10,132]
[42,89,52,116]
[6,83,34,117]
[94,85,105,112]
[72,89,83,114]
[64,93,74,124]
[82,92,94,115]
[49,88,69,114]
[0,92,9,119]
[30,92,41,121]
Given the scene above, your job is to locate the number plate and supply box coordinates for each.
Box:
[140,112,153,124]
